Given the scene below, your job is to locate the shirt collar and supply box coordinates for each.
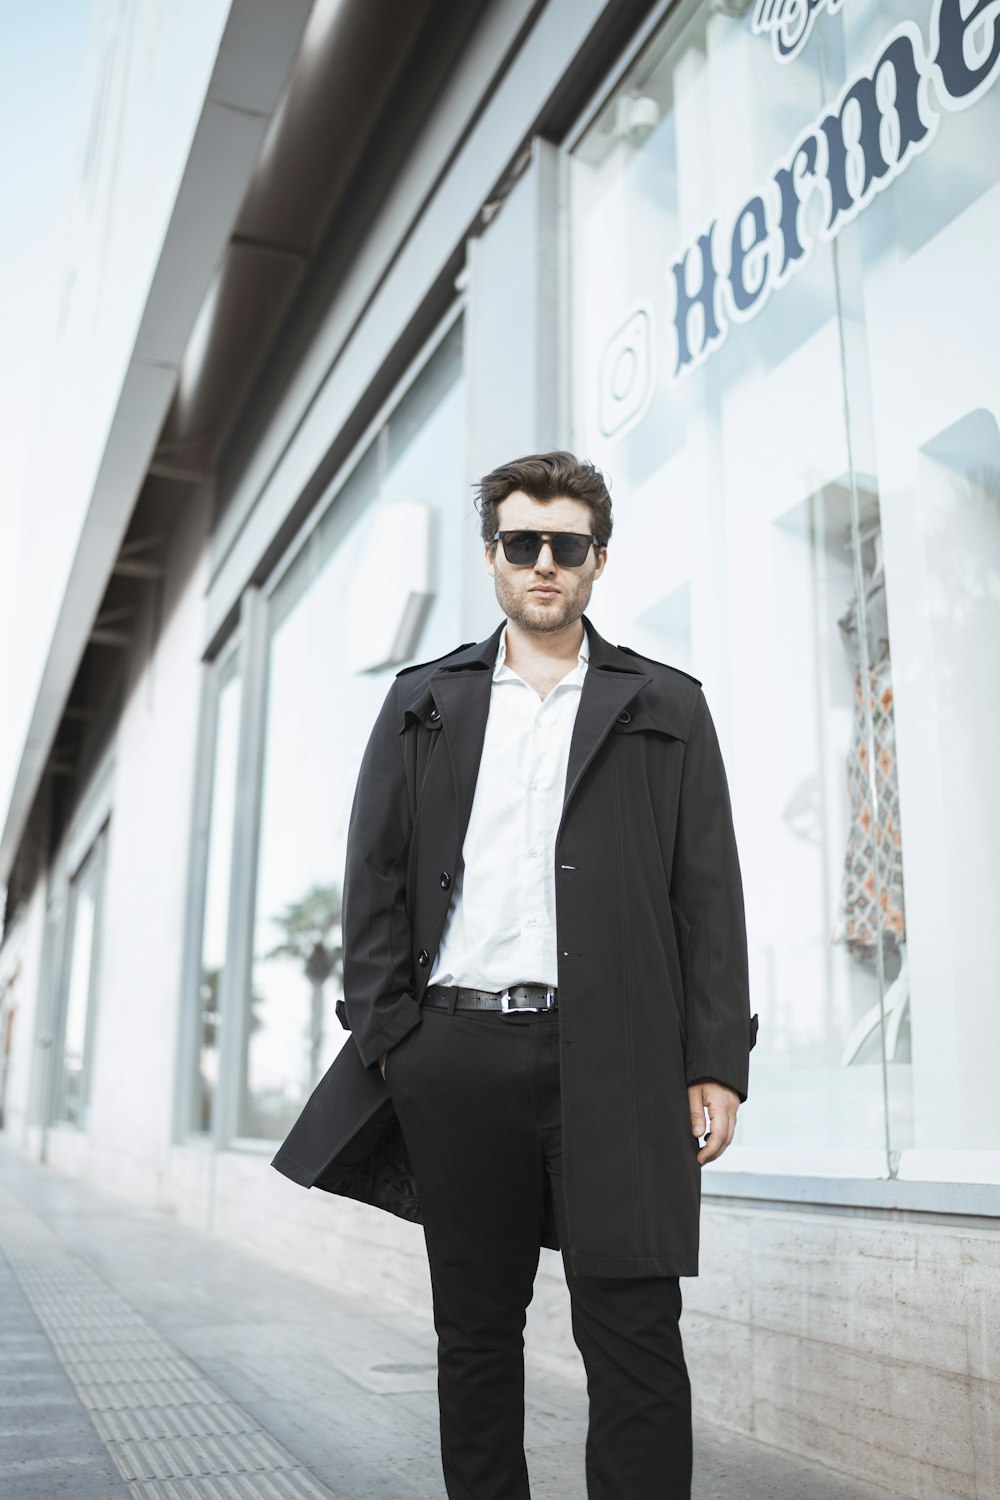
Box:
[494,623,591,680]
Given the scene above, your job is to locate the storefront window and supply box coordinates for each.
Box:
[240,315,465,1140]
[191,651,242,1134]
[569,1,1000,1180]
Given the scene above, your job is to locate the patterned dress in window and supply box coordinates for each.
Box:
[832,568,906,965]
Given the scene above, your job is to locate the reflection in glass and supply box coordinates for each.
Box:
[193,657,242,1133]
[241,316,465,1139]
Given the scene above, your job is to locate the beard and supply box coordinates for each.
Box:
[493,564,595,635]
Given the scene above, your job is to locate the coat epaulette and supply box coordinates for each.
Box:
[395,643,476,678]
[617,643,702,687]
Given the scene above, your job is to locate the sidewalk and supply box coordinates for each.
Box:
[0,1140,901,1500]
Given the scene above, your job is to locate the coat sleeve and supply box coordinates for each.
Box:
[340,679,423,1070]
[670,687,757,1101]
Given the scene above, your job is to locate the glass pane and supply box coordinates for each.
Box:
[569,0,995,1170]
[192,657,242,1134]
[832,7,1000,1182]
[57,844,101,1128]
[569,0,999,1177]
[241,317,465,1139]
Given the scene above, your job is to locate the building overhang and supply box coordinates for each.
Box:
[0,0,315,892]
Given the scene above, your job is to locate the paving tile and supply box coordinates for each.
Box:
[0,1251,130,1500]
[0,1181,341,1500]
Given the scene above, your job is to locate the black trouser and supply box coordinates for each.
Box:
[385,998,692,1500]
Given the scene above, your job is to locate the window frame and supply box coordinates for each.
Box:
[49,820,110,1133]
[174,632,244,1145]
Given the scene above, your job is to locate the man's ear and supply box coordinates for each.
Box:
[485,543,496,577]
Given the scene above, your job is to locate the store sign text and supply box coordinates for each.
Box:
[752,0,847,65]
[668,0,1000,380]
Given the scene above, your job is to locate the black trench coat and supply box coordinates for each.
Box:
[271,615,757,1277]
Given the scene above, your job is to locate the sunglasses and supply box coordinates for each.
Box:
[493,529,600,568]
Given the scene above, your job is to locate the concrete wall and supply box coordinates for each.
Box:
[688,1207,999,1500]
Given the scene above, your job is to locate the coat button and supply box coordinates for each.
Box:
[429,707,440,721]
[417,949,430,967]
[617,709,631,724]
[439,871,451,889]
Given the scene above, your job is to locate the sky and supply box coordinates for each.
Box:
[0,0,94,624]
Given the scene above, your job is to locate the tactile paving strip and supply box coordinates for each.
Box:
[0,1182,341,1499]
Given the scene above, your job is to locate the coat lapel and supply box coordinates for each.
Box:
[561,617,650,823]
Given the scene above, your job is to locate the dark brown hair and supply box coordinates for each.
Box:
[473,450,613,554]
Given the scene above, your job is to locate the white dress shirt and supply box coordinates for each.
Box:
[428,624,590,990]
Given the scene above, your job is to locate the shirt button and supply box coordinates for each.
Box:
[526,917,538,927]
[528,847,541,859]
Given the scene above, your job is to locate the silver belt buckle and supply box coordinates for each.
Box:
[499,985,556,1014]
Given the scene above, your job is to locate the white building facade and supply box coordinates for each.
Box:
[2,2,998,1496]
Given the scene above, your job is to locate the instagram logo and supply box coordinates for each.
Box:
[598,306,654,440]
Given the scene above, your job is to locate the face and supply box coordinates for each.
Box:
[486,491,607,635]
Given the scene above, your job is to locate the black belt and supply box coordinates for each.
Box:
[423,982,557,1014]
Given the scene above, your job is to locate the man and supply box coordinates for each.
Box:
[272,450,756,1500]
